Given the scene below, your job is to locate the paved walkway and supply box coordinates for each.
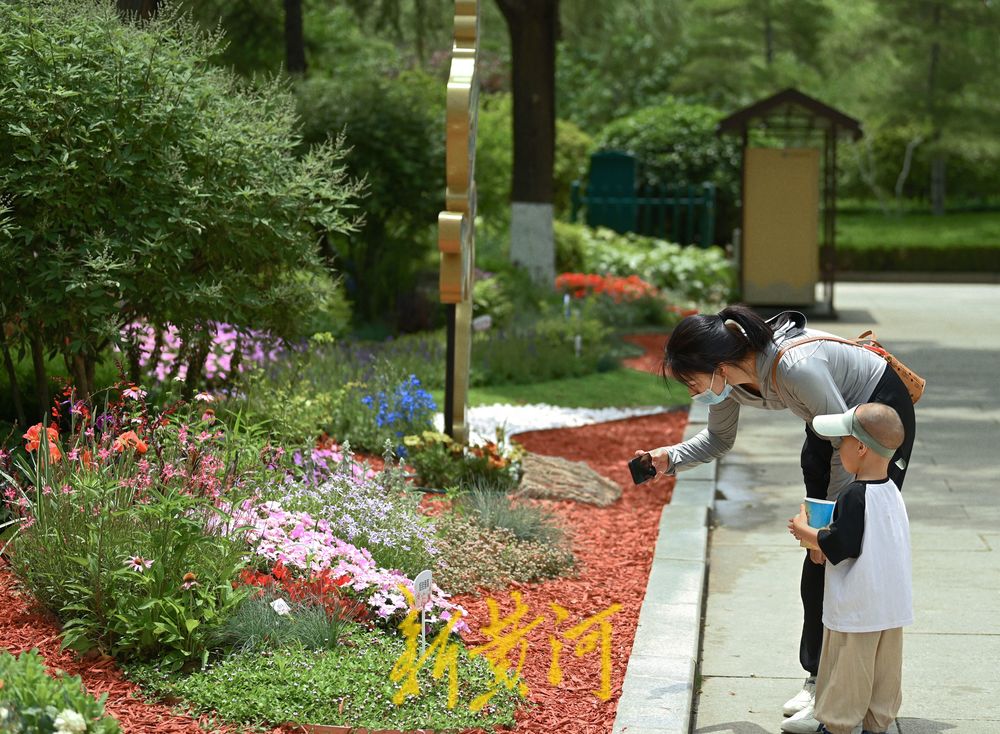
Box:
[612,283,1000,734]
[693,283,1000,733]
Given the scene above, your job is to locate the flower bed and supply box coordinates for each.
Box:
[0,335,686,733]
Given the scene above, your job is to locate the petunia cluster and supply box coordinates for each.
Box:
[245,502,466,633]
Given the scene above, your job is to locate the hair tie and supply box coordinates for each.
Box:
[724,318,749,339]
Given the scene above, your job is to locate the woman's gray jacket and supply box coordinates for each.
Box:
[664,311,887,499]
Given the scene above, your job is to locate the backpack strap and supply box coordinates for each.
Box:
[770,333,884,397]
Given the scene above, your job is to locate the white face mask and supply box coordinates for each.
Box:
[691,369,732,405]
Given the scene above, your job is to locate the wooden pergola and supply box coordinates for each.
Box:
[718,88,862,315]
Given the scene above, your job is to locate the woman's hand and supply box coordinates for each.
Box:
[634,447,671,477]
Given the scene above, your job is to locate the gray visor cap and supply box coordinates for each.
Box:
[811,406,896,459]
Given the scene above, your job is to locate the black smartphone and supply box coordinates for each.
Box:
[628,453,657,485]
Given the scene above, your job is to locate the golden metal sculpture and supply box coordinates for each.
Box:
[439,0,479,443]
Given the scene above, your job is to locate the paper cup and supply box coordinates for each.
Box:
[800,497,836,549]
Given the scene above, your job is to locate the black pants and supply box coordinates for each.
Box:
[798,366,916,676]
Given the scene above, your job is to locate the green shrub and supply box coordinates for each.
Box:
[475,95,516,226]
[836,244,1000,272]
[0,649,121,734]
[839,122,1000,204]
[433,514,576,595]
[295,69,444,325]
[471,305,613,386]
[557,223,737,307]
[594,97,742,240]
[553,219,589,273]
[403,430,523,493]
[126,628,520,731]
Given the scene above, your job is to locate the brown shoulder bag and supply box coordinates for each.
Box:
[770,330,926,404]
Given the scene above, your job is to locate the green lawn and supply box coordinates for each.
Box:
[837,211,1000,250]
[431,368,690,410]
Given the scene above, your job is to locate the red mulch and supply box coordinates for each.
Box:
[0,563,292,734]
[0,333,683,734]
[620,333,668,375]
[454,409,685,734]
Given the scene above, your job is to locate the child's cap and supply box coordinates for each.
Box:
[812,406,896,458]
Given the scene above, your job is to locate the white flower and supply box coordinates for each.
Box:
[194,391,215,402]
[270,598,291,616]
[54,708,88,733]
[0,707,9,722]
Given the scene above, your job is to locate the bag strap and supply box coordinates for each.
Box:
[770,332,884,396]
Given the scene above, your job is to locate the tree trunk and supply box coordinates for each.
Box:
[0,327,26,427]
[29,330,48,418]
[496,0,558,286]
[284,0,307,75]
[764,2,774,66]
[930,154,946,216]
[183,331,212,400]
[894,135,924,205]
[414,0,427,66]
[71,353,90,403]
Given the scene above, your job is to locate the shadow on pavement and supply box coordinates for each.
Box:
[694,723,773,734]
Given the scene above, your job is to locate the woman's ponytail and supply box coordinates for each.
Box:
[716,305,772,351]
[663,304,775,386]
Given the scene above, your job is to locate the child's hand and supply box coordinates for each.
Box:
[787,504,809,541]
[788,504,821,552]
[809,548,826,565]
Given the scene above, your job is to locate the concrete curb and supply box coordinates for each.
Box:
[612,403,715,734]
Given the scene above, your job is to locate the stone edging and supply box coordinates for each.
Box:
[612,403,714,734]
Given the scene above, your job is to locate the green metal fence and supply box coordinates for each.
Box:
[569,151,717,247]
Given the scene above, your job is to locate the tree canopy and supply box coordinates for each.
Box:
[0,0,362,408]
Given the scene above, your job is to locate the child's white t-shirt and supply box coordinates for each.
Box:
[818,477,914,633]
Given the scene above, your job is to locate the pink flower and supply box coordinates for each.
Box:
[122,384,147,401]
[125,555,154,572]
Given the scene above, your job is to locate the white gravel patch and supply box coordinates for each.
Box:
[433,403,677,445]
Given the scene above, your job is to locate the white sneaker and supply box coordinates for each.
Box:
[783,676,816,716]
[780,703,823,733]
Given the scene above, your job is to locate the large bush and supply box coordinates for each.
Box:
[295,70,445,326]
[594,97,741,241]
[0,1,362,410]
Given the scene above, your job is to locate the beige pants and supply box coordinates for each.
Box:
[815,627,903,734]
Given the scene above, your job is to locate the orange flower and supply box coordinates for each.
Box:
[80,449,95,469]
[23,423,59,452]
[113,430,148,454]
